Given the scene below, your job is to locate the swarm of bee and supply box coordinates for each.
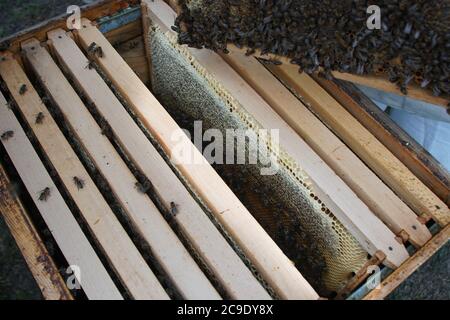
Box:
[174,0,450,98]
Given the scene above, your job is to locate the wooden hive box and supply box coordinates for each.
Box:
[0,0,448,300]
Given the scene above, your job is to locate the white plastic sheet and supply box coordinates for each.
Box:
[357,85,450,171]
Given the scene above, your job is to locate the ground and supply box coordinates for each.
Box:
[0,0,87,39]
[0,0,448,300]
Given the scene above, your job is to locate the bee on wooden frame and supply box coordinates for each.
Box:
[170,202,179,217]
[38,187,51,202]
[19,84,27,95]
[73,176,85,190]
[35,112,45,124]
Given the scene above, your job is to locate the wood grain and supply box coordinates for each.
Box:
[0,164,72,300]
[47,30,221,300]
[25,36,269,299]
[0,85,122,300]
[74,12,319,299]
[12,45,169,300]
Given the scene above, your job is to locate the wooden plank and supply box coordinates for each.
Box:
[0,164,72,300]
[26,38,270,300]
[104,20,142,47]
[74,16,319,300]
[331,72,449,109]
[45,31,220,300]
[0,89,121,300]
[313,77,450,207]
[143,0,409,269]
[266,63,450,227]
[220,50,432,248]
[7,48,168,300]
[140,2,153,86]
[364,224,450,300]
[115,37,149,85]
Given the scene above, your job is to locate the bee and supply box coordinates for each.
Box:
[73,176,85,190]
[87,42,103,58]
[85,60,95,70]
[38,187,51,202]
[87,42,97,55]
[1,130,14,141]
[41,96,50,104]
[170,202,178,216]
[95,46,104,58]
[6,100,15,110]
[135,179,152,194]
[128,41,139,50]
[99,118,113,137]
[35,112,45,124]
[245,48,256,56]
[19,84,27,95]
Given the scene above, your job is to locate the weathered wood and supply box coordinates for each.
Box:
[313,77,450,207]
[364,224,450,300]
[144,0,410,269]
[47,30,221,300]
[74,14,319,299]
[0,86,121,300]
[266,63,450,227]
[0,0,138,54]
[104,20,142,47]
[11,45,168,300]
[30,34,269,299]
[336,251,386,300]
[221,49,431,248]
[0,164,72,300]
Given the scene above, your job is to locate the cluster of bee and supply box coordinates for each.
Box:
[175,0,450,98]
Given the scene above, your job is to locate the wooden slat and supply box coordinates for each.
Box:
[266,64,450,227]
[104,20,142,47]
[8,47,168,300]
[140,2,153,86]
[0,164,72,300]
[143,0,409,269]
[220,50,432,247]
[74,16,319,300]
[45,31,220,300]
[313,77,450,207]
[364,224,450,300]
[0,88,121,300]
[25,38,270,300]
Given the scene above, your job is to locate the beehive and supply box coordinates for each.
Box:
[0,0,448,300]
